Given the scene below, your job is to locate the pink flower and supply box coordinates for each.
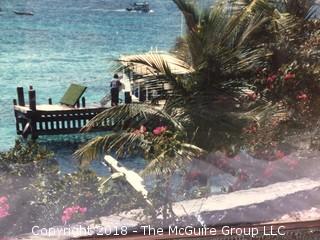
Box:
[61,215,71,224]
[0,197,7,205]
[266,75,277,89]
[296,92,308,101]
[275,150,285,159]
[284,73,295,81]
[153,126,167,136]
[267,75,277,83]
[283,158,299,170]
[263,163,275,178]
[0,196,10,219]
[61,205,87,224]
[79,207,87,214]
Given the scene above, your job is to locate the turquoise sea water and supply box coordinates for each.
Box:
[0,0,182,151]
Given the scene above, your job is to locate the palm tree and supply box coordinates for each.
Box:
[75,0,290,172]
[74,2,316,220]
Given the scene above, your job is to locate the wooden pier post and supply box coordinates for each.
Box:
[13,99,20,134]
[81,97,86,108]
[28,88,38,139]
[28,88,36,111]
[17,87,25,106]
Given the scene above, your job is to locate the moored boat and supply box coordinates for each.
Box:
[126,2,150,13]
[13,11,34,16]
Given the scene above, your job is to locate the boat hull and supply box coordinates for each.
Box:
[13,11,34,16]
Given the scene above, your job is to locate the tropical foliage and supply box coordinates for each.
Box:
[78,0,318,162]
[77,0,272,164]
[75,0,319,222]
[0,141,144,235]
[1,0,319,234]
[0,139,54,176]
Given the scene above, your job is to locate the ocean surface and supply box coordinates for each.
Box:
[0,0,182,155]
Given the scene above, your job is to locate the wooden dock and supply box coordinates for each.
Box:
[13,86,116,139]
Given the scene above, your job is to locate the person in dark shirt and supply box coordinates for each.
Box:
[110,74,121,106]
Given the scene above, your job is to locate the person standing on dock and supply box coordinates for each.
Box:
[110,74,122,106]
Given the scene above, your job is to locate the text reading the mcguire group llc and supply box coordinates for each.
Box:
[32,225,286,238]
[140,225,286,237]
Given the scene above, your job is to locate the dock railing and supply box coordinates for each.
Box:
[13,86,111,139]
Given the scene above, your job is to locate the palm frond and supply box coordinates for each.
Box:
[82,103,184,132]
[173,0,200,31]
[74,132,150,166]
[141,142,206,176]
[116,52,194,94]
[118,52,193,77]
[274,0,317,19]
[171,37,192,64]
[243,101,289,124]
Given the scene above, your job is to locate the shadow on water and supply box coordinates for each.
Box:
[36,132,146,176]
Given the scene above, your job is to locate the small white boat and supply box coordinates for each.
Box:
[13,11,34,16]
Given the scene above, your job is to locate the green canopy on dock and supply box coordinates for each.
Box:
[60,84,87,107]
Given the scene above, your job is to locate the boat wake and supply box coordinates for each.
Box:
[90,8,127,13]
[125,9,154,13]
[91,8,154,13]
[114,9,127,12]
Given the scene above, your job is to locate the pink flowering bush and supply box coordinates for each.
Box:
[254,62,316,114]
[0,196,10,219]
[61,205,87,224]
[132,125,168,136]
[153,126,167,136]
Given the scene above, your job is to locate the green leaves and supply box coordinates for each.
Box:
[174,0,271,90]
[0,140,55,177]
[76,0,318,177]
[81,103,184,132]
[77,0,272,170]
